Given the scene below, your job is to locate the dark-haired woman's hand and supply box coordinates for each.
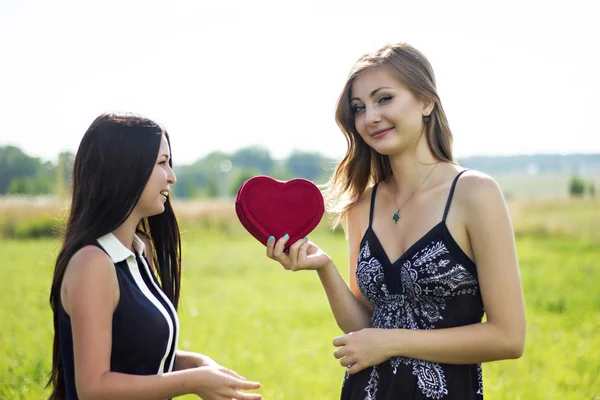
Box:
[266,235,332,271]
[191,365,262,400]
[175,350,220,371]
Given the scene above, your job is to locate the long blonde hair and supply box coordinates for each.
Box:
[323,42,454,230]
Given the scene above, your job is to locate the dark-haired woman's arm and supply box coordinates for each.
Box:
[62,246,261,400]
[174,350,218,370]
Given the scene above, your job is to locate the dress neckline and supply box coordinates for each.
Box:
[364,221,444,266]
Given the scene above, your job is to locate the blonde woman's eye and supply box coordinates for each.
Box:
[352,104,365,113]
[378,96,392,103]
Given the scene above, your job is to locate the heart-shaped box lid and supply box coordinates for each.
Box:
[235,176,325,248]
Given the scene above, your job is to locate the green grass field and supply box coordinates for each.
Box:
[1,198,599,399]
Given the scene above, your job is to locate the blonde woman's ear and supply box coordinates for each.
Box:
[421,97,435,116]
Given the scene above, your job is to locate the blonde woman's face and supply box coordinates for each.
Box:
[350,67,429,156]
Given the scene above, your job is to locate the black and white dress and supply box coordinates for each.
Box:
[58,232,180,399]
[341,170,485,399]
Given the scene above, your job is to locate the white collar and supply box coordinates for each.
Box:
[97,232,146,263]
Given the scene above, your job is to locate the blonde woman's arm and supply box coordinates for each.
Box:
[266,198,373,334]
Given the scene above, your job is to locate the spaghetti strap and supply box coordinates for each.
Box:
[369,183,379,229]
[442,170,469,222]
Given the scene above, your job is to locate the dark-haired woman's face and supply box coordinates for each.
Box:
[135,134,177,218]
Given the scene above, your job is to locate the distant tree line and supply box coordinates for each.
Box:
[169,146,338,198]
[0,145,336,198]
[459,153,600,175]
[1,145,599,198]
[0,146,74,196]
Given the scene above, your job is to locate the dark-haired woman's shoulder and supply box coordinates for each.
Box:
[61,245,119,317]
[59,245,123,395]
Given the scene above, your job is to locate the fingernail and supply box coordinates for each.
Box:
[268,236,274,243]
[303,236,308,240]
[283,234,289,239]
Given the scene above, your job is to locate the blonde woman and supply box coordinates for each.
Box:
[266,43,525,399]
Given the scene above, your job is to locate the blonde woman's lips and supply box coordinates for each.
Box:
[371,127,393,139]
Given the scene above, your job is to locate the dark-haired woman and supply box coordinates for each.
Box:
[48,112,262,400]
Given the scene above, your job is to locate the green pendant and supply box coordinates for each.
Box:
[392,209,400,224]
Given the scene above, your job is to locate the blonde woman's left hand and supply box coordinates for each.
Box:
[333,329,392,374]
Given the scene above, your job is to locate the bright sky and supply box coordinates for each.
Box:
[1,0,598,165]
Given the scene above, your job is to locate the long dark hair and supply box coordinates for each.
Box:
[323,42,454,229]
[46,112,182,399]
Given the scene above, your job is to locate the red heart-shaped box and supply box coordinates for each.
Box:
[235,176,325,248]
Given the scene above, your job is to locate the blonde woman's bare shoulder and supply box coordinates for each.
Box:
[346,183,377,237]
[347,183,376,217]
[454,169,507,214]
[456,169,503,194]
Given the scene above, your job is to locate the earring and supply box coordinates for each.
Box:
[423,115,430,123]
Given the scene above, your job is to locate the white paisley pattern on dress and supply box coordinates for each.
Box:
[477,364,484,395]
[350,240,481,399]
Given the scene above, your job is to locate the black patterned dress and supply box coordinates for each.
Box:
[341,170,485,400]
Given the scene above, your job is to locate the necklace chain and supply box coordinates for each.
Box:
[392,163,440,224]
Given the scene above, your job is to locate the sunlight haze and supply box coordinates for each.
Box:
[0,0,598,165]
